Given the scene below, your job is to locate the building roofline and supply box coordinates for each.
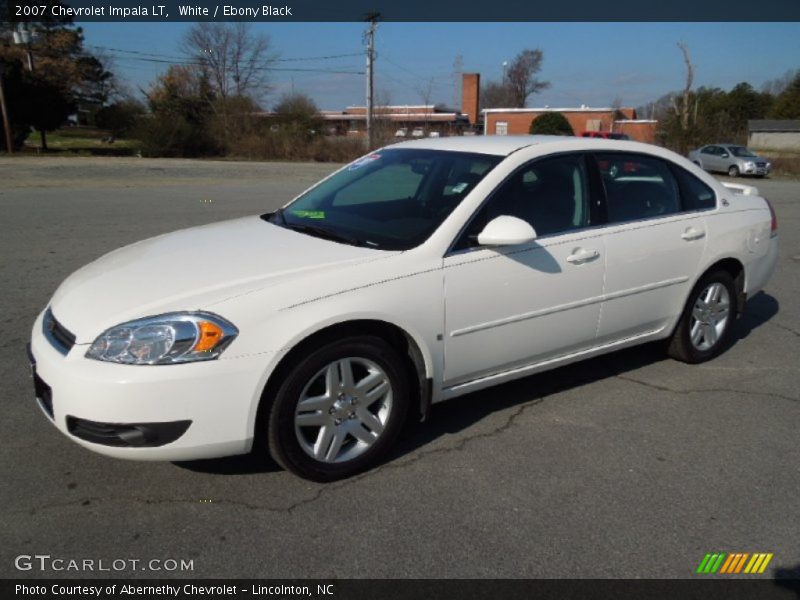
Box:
[482,107,632,114]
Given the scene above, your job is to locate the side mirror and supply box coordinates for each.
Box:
[477,216,537,247]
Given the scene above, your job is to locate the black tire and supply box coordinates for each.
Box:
[667,270,738,364]
[265,335,409,481]
[728,165,740,177]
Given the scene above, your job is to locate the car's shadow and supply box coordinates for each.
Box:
[176,291,778,477]
[774,564,800,598]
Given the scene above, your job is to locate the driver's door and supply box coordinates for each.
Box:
[442,153,606,388]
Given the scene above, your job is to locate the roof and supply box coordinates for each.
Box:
[321,113,466,123]
[385,134,659,156]
[483,107,629,114]
[748,119,800,132]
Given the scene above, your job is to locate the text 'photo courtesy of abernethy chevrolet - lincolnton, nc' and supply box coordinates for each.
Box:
[29,135,778,481]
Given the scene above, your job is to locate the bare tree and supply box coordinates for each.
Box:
[416,77,436,133]
[371,87,395,144]
[672,42,695,130]
[181,22,276,101]
[452,54,463,110]
[762,68,800,96]
[610,96,625,132]
[480,81,516,109]
[505,49,550,107]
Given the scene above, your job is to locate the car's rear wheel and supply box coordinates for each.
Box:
[667,271,738,363]
[266,336,409,481]
[728,165,740,177]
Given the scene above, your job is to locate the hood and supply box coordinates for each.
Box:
[50,216,393,341]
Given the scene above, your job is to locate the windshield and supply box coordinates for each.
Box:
[271,148,502,250]
[729,146,757,157]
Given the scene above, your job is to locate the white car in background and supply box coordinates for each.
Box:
[29,136,778,481]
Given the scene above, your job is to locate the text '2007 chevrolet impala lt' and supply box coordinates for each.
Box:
[29,136,778,480]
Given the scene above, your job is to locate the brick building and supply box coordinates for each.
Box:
[483,107,657,143]
[321,105,469,137]
[458,71,657,143]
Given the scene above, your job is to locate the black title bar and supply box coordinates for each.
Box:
[4,579,800,600]
[4,0,800,21]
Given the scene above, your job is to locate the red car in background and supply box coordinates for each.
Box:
[581,131,631,140]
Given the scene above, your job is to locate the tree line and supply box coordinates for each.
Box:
[645,73,800,153]
[2,15,799,160]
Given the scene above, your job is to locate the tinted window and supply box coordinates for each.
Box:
[278,149,501,250]
[701,146,716,155]
[671,165,717,211]
[596,153,681,223]
[456,154,590,248]
[730,146,757,158]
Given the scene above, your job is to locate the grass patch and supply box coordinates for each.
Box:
[22,127,141,157]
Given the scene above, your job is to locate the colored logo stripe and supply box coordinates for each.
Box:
[697,553,773,574]
[697,553,726,573]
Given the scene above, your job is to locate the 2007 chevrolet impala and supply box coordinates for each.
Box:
[29,136,778,480]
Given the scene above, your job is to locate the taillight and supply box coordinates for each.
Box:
[765,198,778,237]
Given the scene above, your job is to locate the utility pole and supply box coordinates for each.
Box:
[364,13,379,150]
[0,64,13,154]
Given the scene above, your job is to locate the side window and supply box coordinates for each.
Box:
[671,165,717,211]
[596,153,681,223]
[455,154,590,249]
[701,146,715,155]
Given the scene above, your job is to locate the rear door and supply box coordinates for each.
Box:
[699,146,719,171]
[594,152,710,343]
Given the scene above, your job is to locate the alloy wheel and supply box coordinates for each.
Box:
[294,357,393,463]
[689,282,731,351]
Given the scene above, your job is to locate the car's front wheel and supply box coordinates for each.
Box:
[667,270,738,363]
[266,336,409,481]
[728,165,740,177]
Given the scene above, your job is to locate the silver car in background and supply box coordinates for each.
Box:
[688,144,771,178]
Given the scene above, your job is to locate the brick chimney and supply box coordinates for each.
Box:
[462,73,480,126]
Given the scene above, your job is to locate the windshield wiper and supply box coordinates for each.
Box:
[265,208,380,248]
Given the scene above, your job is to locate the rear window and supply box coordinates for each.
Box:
[670,165,717,211]
[595,153,681,223]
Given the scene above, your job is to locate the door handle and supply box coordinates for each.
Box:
[681,227,706,241]
[566,248,600,264]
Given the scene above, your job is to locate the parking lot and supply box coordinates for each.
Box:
[1,156,798,579]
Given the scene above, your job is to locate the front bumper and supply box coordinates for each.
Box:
[29,310,275,461]
[740,163,771,176]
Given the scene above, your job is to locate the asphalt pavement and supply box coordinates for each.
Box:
[1,157,798,580]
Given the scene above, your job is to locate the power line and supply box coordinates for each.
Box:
[101,54,364,74]
[87,44,362,64]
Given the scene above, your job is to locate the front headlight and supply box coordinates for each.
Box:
[745,161,755,169]
[86,312,238,365]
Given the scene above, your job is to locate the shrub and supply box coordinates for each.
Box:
[529,112,575,136]
[95,100,146,137]
[136,113,220,158]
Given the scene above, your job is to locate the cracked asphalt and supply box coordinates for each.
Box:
[1,157,798,579]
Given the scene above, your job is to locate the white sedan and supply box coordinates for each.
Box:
[29,136,778,480]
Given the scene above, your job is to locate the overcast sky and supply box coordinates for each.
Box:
[79,22,800,111]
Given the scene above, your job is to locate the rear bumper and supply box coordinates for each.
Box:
[29,310,276,461]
